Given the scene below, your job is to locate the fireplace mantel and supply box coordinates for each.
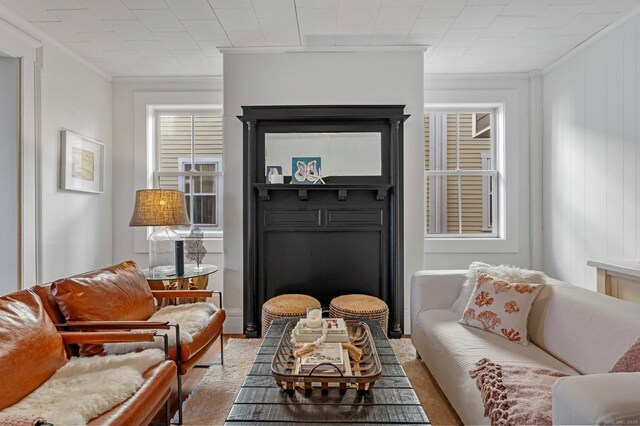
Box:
[239,105,409,338]
[253,183,393,201]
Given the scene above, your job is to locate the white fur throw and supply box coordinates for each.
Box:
[1,349,164,425]
[104,302,217,355]
[452,262,548,316]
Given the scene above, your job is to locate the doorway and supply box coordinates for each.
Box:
[0,54,20,294]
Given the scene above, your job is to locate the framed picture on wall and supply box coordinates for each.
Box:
[60,129,104,193]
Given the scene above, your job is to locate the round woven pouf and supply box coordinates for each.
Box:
[330,294,389,334]
[262,294,321,335]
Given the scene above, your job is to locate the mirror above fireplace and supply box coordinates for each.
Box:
[265,132,382,177]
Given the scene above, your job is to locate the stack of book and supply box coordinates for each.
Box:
[295,342,353,376]
[293,318,349,343]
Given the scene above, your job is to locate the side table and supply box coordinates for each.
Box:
[143,264,219,307]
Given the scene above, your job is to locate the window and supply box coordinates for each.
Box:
[425,109,498,238]
[178,158,221,227]
[153,111,223,233]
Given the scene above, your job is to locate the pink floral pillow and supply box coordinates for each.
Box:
[459,273,545,345]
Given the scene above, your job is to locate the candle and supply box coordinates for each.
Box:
[306,307,322,328]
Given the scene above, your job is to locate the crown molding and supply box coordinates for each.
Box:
[424,72,531,80]
[0,4,111,81]
[0,14,41,49]
[543,4,640,75]
[218,45,429,54]
[112,75,223,84]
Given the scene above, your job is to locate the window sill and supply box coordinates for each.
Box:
[175,230,223,239]
[424,237,517,254]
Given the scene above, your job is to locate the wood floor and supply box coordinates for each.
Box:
[153,333,244,424]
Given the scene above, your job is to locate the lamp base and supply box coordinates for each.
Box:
[175,240,184,276]
[149,239,175,274]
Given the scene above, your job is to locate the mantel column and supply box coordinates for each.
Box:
[243,119,259,337]
[389,118,404,338]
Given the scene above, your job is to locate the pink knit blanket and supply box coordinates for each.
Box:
[0,413,46,426]
[469,358,569,426]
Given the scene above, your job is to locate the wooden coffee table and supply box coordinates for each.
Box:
[225,318,430,425]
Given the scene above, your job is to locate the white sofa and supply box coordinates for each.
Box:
[411,270,640,425]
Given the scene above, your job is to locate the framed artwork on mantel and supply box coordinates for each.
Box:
[60,129,104,193]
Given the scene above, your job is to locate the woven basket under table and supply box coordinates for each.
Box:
[262,294,321,335]
[329,294,389,334]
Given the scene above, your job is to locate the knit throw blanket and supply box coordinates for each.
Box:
[469,358,569,426]
[0,413,45,426]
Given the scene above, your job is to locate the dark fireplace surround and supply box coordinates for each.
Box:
[239,105,408,338]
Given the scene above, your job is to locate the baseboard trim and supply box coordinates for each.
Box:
[224,308,244,334]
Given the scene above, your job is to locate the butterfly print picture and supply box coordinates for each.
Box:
[291,157,322,184]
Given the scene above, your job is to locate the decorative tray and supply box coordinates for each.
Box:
[271,319,382,392]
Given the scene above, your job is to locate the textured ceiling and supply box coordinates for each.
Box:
[1,0,638,78]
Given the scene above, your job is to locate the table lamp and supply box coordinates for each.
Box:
[129,189,191,275]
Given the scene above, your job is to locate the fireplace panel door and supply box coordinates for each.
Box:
[262,230,384,306]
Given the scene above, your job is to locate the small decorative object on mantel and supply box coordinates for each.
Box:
[60,129,104,193]
[265,165,283,184]
[292,157,322,184]
[185,227,207,271]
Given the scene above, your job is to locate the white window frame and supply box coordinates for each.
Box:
[151,109,224,239]
[481,152,492,232]
[177,157,223,228]
[425,107,499,239]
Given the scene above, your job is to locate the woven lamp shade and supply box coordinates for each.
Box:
[129,189,190,226]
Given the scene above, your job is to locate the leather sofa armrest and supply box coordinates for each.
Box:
[151,290,213,298]
[59,331,157,345]
[63,320,170,329]
[552,373,640,425]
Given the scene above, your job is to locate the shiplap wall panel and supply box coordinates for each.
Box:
[637,22,640,260]
[569,50,586,291]
[584,38,608,290]
[606,30,624,261]
[543,13,640,290]
[623,23,637,259]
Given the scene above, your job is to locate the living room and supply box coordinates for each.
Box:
[0,0,639,425]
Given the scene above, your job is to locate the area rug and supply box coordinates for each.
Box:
[178,338,461,425]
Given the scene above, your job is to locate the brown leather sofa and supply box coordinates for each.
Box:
[0,289,176,425]
[32,260,226,424]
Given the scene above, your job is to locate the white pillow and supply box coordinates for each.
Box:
[451,262,548,315]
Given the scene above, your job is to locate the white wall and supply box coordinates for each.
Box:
[0,56,19,294]
[0,5,113,285]
[223,51,425,334]
[40,43,113,283]
[543,12,640,290]
[423,74,535,271]
[111,78,224,293]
